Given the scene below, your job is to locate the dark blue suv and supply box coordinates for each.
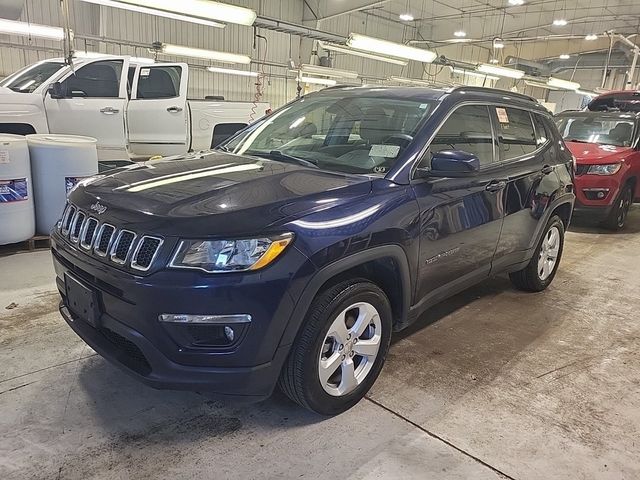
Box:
[52,86,575,415]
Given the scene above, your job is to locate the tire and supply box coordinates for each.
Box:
[278,279,393,416]
[602,184,633,230]
[509,215,565,292]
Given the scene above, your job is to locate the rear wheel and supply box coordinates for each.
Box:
[603,184,633,230]
[278,279,392,415]
[510,215,565,292]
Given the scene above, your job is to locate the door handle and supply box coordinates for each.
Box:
[167,106,183,113]
[486,180,507,192]
[100,106,119,114]
[541,164,554,175]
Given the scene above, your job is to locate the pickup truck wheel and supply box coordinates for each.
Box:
[278,279,392,415]
[603,184,633,230]
[509,215,565,292]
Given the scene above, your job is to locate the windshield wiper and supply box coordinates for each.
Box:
[565,138,590,143]
[253,150,319,169]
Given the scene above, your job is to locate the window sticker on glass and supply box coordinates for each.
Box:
[496,108,510,123]
[369,144,401,158]
[140,68,151,77]
[0,150,9,164]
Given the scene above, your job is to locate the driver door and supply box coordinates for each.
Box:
[44,58,130,160]
[411,104,506,306]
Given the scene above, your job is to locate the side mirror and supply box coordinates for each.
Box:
[48,82,66,99]
[427,150,480,177]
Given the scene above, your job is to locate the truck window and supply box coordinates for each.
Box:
[430,105,496,166]
[211,123,248,148]
[494,107,537,160]
[61,60,123,98]
[136,66,181,99]
[1,61,65,93]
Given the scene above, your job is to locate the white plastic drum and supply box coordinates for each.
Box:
[0,134,36,245]
[27,134,98,235]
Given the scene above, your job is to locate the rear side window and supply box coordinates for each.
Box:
[211,123,248,148]
[532,113,550,146]
[136,66,181,99]
[429,105,495,166]
[494,107,537,160]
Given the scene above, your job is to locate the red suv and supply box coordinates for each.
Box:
[555,110,639,229]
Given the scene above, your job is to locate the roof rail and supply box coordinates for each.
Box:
[449,85,537,103]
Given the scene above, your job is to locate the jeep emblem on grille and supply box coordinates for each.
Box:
[90,202,107,215]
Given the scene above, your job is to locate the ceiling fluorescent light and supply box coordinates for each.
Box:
[115,0,255,26]
[451,67,499,81]
[585,34,598,41]
[159,43,250,64]
[347,34,437,63]
[388,76,433,87]
[319,42,408,66]
[399,13,414,21]
[207,66,258,77]
[454,31,467,38]
[553,19,568,26]
[477,63,525,79]
[296,76,337,86]
[547,77,580,90]
[79,0,225,28]
[0,18,65,41]
[300,64,358,79]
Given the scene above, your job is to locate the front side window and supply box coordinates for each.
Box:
[0,61,65,93]
[136,66,181,99]
[556,114,635,147]
[429,105,495,166]
[494,107,537,160]
[223,93,435,175]
[61,60,123,98]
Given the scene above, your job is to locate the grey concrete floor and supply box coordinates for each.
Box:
[1,208,639,480]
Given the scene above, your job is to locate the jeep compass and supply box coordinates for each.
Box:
[52,86,575,415]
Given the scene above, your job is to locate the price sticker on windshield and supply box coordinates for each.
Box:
[0,150,9,164]
[370,144,400,158]
[496,108,510,123]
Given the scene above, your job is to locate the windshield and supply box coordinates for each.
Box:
[222,92,436,175]
[1,61,65,93]
[556,114,635,147]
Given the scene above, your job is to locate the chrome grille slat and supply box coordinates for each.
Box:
[110,230,136,265]
[80,218,99,250]
[95,224,116,257]
[131,236,164,272]
[61,205,76,235]
[58,204,163,271]
[70,212,86,243]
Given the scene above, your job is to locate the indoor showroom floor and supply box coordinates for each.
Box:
[1,208,639,480]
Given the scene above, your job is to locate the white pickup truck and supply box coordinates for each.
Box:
[0,56,269,159]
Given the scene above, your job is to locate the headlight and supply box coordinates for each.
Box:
[169,233,293,273]
[587,163,622,175]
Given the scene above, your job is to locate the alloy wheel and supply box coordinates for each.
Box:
[318,302,382,397]
[538,226,561,281]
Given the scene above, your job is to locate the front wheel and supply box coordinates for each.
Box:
[603,184,633,230]
[278,279,392,415]
[510,215,565,292]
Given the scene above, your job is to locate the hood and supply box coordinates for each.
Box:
[72,151,372,237]
[565,141,633,165]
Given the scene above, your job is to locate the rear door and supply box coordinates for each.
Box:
[491,107,555,270]
[127,63,188,157]
[412,104,505,306]
[44,58,130,160]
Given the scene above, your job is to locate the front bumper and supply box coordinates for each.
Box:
[59,303,289,398]
[51,233,313,398]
